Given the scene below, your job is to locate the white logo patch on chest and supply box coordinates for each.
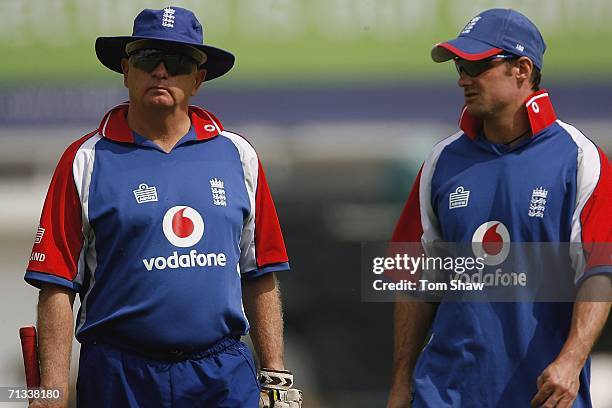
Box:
[210,178,227,207]
[133,183,158,204]
[528,187,548,218]
[449,186,470,209]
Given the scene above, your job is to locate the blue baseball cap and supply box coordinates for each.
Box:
[96,6,234,81]
[431,9,546,70]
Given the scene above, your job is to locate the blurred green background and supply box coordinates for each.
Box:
[2,0,612,83]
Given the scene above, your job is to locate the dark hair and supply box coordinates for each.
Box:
[530,68,541,91]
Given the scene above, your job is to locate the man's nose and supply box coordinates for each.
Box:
[457,70,472,87]
[151,61,169,78]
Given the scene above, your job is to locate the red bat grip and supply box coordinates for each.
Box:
[19,326,41,388]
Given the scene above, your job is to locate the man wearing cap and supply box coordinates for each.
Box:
[388,8,610,408]
[26,7,301,408]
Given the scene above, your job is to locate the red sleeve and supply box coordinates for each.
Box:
[385,167,428,285]
[580,148,611,273]
[254,160,289,268]
[392,166,424,243]
[24,137,90,291]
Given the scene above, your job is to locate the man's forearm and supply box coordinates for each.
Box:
[390,300,437,392]
[242,273,284,369]
[530,276,611,407]
[557,276,611,367]
[37,284,75,394]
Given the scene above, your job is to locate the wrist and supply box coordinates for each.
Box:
[38,382,68,400]
[391,367,413,389]
[40,377,68,387]
[259,368,294,391]
[555,347,588,371]
[390,377,413,394]
[260,359,285,371]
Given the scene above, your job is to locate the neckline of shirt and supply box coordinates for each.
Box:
[459,89,558,142]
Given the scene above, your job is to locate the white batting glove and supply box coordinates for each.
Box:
[258,368,303,408]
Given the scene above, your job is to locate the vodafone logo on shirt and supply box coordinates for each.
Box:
[472,221,510,266]
[163,206,204,247]
[142,206,227,271]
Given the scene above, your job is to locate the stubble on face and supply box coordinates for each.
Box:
[461,62,518,120]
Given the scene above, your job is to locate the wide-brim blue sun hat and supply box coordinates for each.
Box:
[95,6,235,81]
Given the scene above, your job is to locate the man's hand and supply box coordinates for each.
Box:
[258,368,302,408]
[531,357,581,408]
[532,278,612,407]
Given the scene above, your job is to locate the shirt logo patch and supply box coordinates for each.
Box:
[449,186,470,209]
[162,206,204,247]
[528,187,548,218]
[34,226,45,244]
[143,206,227,271]
[133,183,158,204]
[472,221,511,266]
[161,7,176,28]
[210,178,227,207]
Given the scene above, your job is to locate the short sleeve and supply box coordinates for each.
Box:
[243,160,289,278]
[24,133,96,291]
[571,146,612,284]
[220,131,289,279]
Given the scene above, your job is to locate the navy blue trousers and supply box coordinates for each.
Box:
[76,338,260,407]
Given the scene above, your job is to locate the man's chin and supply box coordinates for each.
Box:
[465,103,487,119]
[143,98,175,110]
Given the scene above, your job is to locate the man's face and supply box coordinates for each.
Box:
[121,49,206,110]
[456,57,522,119]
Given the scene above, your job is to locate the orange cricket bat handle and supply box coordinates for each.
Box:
[19,326,41,388]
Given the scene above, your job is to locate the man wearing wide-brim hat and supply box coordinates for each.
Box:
[25,6,302,407]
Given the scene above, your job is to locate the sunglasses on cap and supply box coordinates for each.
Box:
[128,49,200,76]
[454,54,518,77]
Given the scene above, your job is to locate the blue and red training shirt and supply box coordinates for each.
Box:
[392,90,611,407]
[25,104,289,349]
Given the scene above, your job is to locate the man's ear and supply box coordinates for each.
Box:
[192,68,207,96]
[516,57,533,83]
[121,58,130,88]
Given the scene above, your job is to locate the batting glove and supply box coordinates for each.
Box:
[258,368,303,408]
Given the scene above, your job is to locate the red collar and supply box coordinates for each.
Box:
[459,89,557,140]
[97,103,224,143]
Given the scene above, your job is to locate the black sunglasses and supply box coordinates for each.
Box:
[128,49,199,76]
[454,54,518,77]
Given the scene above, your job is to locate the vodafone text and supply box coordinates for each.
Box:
[143,250,226,271]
